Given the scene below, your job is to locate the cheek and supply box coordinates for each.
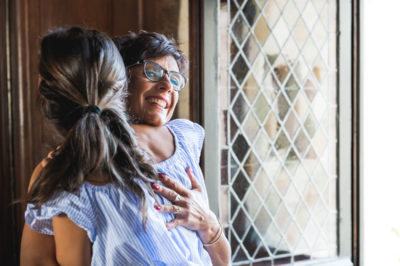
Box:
[173,92,179,105]
[169,93,179,113]
[127,87,145,116]
[127,89,137,108]
[128,79,146,100]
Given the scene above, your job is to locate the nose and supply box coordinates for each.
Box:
[158,73,174,93]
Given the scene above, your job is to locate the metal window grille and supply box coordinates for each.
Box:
[217,0,338,264]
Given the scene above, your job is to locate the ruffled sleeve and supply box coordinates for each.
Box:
[192,122,205,163]
[168,119,205,163]
[25,188,96,242]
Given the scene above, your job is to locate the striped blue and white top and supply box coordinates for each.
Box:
[25,119,212,266]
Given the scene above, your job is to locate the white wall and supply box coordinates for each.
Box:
[364,1,400,265]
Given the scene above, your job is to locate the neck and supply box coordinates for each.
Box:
[86,170,111,186]
[130,123,175,163]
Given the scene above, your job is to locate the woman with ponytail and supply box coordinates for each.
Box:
[21,27,163,265]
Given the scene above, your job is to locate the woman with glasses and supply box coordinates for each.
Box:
[113,31,231,265]
[21,30,231,265]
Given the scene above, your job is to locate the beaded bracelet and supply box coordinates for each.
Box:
[203,222,223,247]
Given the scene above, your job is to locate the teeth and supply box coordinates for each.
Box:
[148,98,167,108]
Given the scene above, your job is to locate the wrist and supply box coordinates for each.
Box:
[198,215,220,244]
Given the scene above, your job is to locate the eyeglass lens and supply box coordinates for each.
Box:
[143,61,185,91]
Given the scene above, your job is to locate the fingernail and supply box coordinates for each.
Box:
[158,173,165,180]
[152,183,160,190]
[186,167,191,173]
[165,223,170,229]
[154,205,161,210]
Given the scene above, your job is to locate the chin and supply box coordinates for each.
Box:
[141,110,174,126]
[145,117,167,127]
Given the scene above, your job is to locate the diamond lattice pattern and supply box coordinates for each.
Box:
[220,0,337,264]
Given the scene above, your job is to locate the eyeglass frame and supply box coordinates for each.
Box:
[126,59,188,92]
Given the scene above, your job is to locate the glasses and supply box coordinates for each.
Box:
[128,60,187,92]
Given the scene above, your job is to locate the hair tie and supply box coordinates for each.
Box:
[85,105,102,115]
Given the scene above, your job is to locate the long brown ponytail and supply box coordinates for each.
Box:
[27,27,158,224]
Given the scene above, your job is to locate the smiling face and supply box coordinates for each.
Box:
[127,55,180,126]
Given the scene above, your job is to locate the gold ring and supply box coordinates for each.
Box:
[173,205,180,214]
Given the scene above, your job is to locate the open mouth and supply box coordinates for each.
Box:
[147,97,168,109]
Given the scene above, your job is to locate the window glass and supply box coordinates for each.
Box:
[219,0,337,264]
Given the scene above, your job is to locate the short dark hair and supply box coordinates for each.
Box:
[113,31,188,74]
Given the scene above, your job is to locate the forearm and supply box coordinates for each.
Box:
[204,233,231,266]
[198,217,231,266]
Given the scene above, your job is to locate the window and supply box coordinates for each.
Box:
[203,0,353,265]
